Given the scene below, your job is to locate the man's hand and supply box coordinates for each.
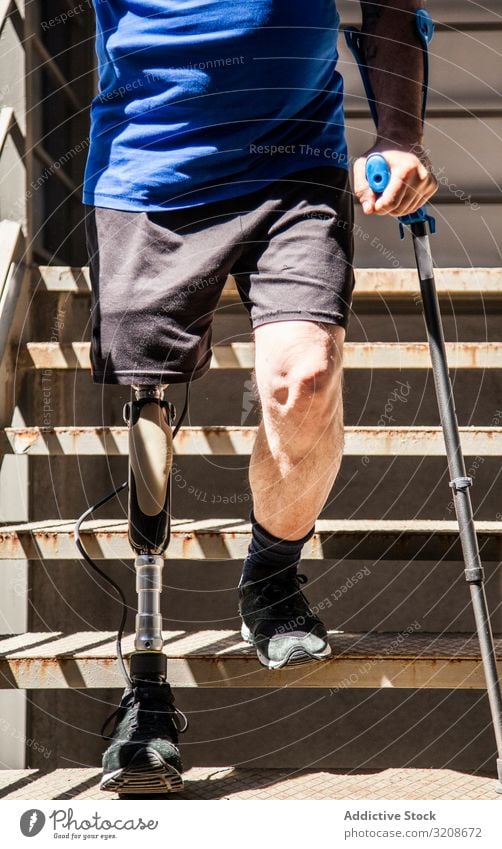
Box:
[353,142,438,217]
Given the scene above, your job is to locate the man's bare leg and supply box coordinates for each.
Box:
[238,320,345,669]
[250,320,345,539]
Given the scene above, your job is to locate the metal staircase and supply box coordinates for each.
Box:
[1,266,501,775]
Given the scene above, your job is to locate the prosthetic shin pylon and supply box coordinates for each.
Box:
[123,385,175,685]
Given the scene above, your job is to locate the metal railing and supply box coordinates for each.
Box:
[0,3,28,402]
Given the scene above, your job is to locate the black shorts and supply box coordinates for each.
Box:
[84,165,354,385]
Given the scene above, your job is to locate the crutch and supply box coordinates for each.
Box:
[346,9,502,790]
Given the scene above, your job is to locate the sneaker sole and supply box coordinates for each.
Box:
[241,623,331,670]
[100,747,183,795]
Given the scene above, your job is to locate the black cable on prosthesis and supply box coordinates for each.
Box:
[74,382,191,688]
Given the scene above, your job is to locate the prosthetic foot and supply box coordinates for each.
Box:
[100,385,188,795]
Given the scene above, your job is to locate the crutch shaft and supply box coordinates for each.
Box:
[411,223,502,764]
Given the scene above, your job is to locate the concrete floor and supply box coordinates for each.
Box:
[1,767,501,800]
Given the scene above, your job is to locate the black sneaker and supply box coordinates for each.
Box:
[239,572,331,669]
[100,682,187,795]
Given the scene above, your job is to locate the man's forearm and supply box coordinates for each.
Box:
[360,0,425,147]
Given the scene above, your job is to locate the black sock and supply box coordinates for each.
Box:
[239,508,315,586]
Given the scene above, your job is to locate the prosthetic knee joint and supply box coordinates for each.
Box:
[123,385,175,685]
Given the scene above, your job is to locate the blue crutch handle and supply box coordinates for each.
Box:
[364,153,436,238]
[365,153,391,194]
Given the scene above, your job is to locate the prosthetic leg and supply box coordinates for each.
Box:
[75,383,189,795]
[124,384,174,686]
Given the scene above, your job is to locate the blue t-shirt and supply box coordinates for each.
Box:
[83,1,347,211]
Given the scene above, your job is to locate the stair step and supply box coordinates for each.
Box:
[33,266,502,302]
[1,518,501,561]
[0,630,500,689]
[19,341,502,370]
[3,426,502,456]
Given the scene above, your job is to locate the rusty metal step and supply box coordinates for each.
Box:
[0,629,500,689]
[1,518,501,561]
[18,341,502,370]
[2,426,502,456]
[33,266,502,303]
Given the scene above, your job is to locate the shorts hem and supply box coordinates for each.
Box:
[251,310,349,331]
[90,359,211,386]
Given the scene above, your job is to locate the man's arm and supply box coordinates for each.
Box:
[353,0,438,216]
